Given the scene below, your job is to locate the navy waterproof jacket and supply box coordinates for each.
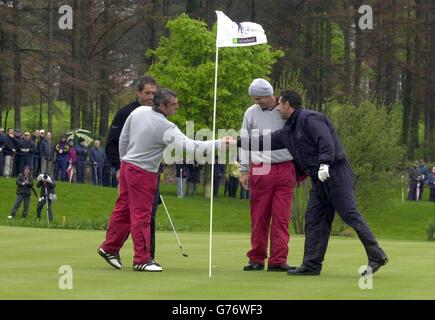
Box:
[240,108,346,178]
[75,144,88,162]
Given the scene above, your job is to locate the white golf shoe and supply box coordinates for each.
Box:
[133,261,163,272]
[98,248,122,270]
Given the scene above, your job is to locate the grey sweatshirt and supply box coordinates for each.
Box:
[120,107,221,173]
[239,104,293,174]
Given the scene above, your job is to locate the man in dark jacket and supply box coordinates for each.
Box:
[75,138,88,183]
[32,130,43,178]
[8,166,34,219]
[54,134,70,181]
[238,89,388,277]
[417,159,430,200]
[408,162,420,201]
[0,128,6,176]
[12,130,22,177]
[104,76,161,261]
[187,162,202,196]
[213,163,226,197]
[19,132,35,173]
[36,173,56,223]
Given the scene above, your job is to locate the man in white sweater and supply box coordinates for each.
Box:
[99,88,224,272]
[240,79,297,272]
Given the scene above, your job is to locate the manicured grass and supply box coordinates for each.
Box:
[0,226,434,300]
[1,177,434,241]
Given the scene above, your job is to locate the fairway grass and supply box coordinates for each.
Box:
[1,226,434,300]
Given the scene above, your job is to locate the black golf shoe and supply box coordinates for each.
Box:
[243,262,265,271]
[287,265,321,276]
[98,248,122,270]
[267,264,297,272]
[361,248,389,276]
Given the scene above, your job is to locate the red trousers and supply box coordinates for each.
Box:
[101,162,158,265]
[248,161,296,266]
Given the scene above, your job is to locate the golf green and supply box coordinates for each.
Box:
[1,226,434,300]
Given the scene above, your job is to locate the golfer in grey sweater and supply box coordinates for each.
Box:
[100,88,224,272]
[240,79,297,272]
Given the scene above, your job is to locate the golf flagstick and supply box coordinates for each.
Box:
[211,11,268,278]
[209,45,219,278]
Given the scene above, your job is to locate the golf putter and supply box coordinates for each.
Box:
[159,195,189,257]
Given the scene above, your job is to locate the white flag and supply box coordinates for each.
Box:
[216,11,267,48]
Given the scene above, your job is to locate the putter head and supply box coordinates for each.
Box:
[182,253,189,258]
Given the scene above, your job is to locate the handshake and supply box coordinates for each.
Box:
[220,136,237,146]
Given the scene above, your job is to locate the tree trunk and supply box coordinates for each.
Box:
[47,0,54,133]
[402,6,413,150]
[251,0,256,22]
[385,0,397,110]
[424,1,435,160]
[82,0,94,131]
[353,1,363,107]
[409,0,426,158]
[12,0,22,129]
[343,2,352,98]
[0,27,5,127]
[71,0,81,129]
[99,0,110,139]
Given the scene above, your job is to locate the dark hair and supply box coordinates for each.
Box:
[137,76,158,92]
[154,88,177,107]
[280,90,303,109]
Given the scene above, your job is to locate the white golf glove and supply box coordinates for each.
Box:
[37,174,44,182]
[318,164,330,182]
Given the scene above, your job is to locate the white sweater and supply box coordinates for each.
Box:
[120,107,220,173]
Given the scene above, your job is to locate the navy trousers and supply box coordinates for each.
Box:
[54,159,68,181]
[76,161,87,183]
[302,160,380,272]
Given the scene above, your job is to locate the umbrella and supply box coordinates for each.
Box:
[66,129,94,147]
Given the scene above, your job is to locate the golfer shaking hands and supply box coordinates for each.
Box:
[237,89,388,277]
[98,88,229,272]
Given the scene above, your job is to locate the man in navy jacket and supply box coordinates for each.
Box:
[238,90,388,277]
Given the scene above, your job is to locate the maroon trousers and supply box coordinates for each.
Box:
[248,161,296,266]
[101,162,158,265]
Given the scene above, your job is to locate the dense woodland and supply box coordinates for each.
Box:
[0,0,434,160]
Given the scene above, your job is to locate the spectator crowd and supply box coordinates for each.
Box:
[0,127,116,188]
[408,159,435,202]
